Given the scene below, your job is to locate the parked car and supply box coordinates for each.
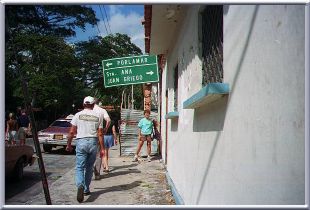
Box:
[38,114,76,153]
[5,144,36,181]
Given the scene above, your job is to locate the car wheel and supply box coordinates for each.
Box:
[13,158,25,181]
[43,144,52,153]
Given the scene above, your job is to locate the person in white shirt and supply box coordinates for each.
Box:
[66,96,105,203]
[93,99,111,179]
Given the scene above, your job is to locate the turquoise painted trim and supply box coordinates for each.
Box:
[166,172,184,205]
[183,83,229,109]
[165,111,179,119]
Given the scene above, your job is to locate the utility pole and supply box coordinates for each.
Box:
[143,83,152,111]
[17,52,52,205]
[6,8,51,203]
[131,85,134,109]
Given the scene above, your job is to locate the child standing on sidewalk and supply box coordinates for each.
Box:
[133,110,153,162]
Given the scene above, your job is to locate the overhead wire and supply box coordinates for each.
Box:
[99,5,110,36]
[95,23,101,35]
[85,5,101,37]
[103,5,112,34]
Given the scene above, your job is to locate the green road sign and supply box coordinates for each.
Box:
[102,54,159,88]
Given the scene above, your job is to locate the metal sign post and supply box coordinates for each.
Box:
[102,54,159,88]
[6,10,51,202]
[17,57,52,205]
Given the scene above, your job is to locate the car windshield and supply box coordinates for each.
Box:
[50,120,71,127]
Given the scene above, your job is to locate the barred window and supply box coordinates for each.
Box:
[200,5,223,86]
[173,64,178,111]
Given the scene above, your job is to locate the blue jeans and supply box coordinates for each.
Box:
[75,137,98,193]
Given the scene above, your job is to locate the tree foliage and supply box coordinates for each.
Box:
[5,5,145,122]
[6,5,97,38]
[5,5,98,114]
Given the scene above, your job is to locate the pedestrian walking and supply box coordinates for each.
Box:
[93,99,111,179]
[66,96,105,203]
[102,117,118,172]
[5,112,19,145]
[17,109,31,145]
[133,110,154,162]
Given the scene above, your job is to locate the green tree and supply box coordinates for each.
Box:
[5,5,145,122]
[5,5,97,115]
[6,5,97,38]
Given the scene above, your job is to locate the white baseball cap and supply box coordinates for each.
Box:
[83,96,95,105]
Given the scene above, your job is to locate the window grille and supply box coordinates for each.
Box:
[173,64,178,111]
[201,5,223,86]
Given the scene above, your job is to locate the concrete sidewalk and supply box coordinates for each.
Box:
[25,144,175,206]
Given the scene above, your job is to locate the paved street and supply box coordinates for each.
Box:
[5,139,75,204]
[5,139,175,206]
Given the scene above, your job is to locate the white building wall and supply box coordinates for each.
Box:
[163,5,305,205]
[160,59,167,162]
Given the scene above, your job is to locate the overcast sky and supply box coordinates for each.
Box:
[68,5,145,53]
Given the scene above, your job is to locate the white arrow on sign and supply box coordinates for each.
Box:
[106,62,112,67]
[146,71,154,75]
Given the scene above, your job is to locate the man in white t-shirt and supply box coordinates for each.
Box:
[93,98,111,180]
[66,96,105,203]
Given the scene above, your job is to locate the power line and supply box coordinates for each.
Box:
[103,5,112,34]
[99,5,109,36]
[86,5,101,38]
[95,22,101,35]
